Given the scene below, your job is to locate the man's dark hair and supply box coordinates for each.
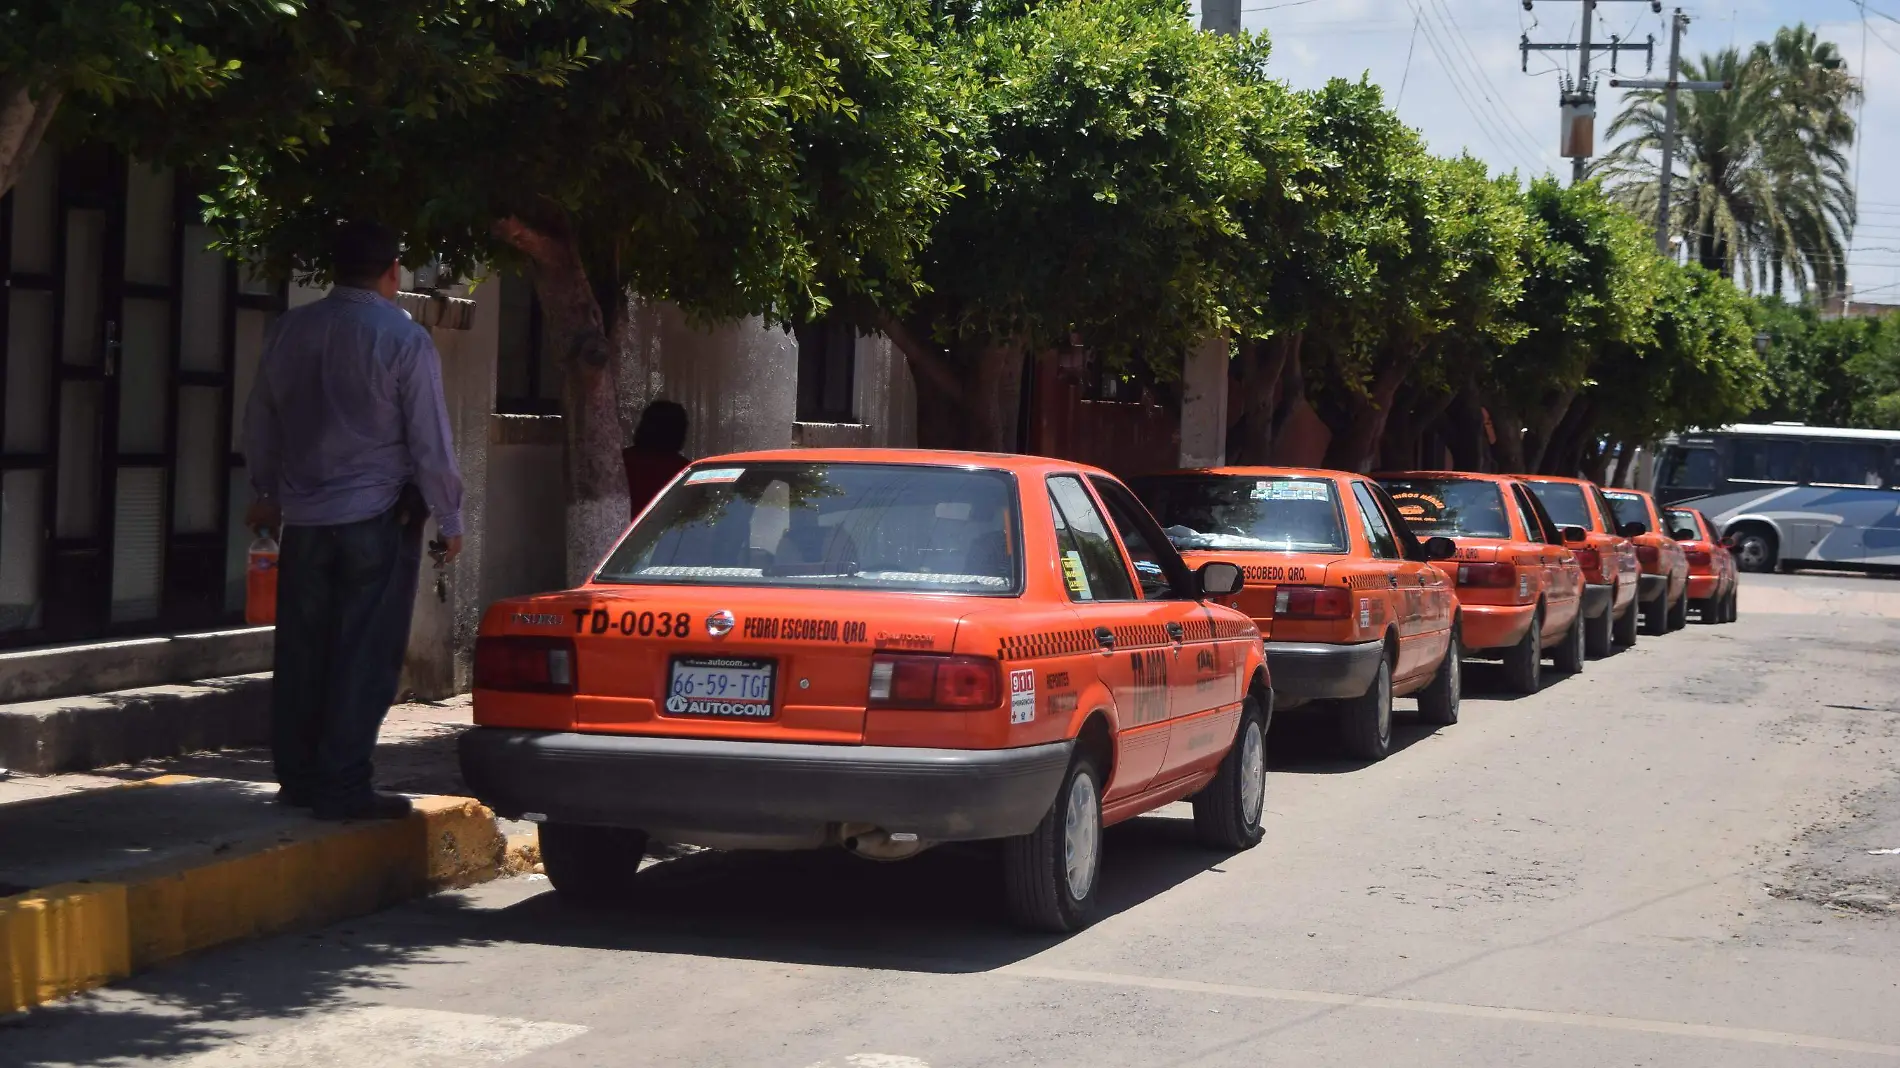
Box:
[330,221,401,287]
[632,400,689,453]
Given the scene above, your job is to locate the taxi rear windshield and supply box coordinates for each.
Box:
[1129,476,1348,553]
[1381,478,1510,539]
[596,462,1022,594]
[1603,492,1651,531]
[1527,481,1592,529]
[1665,509,1703,538]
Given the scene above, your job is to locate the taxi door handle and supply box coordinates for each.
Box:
[1166,622,1184,643]
[1095,626,1116,650]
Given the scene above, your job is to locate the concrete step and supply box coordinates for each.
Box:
[0,674,271,776]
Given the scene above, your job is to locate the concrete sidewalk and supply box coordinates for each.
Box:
[1,698,535,1016]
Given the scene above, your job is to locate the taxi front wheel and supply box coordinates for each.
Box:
[539,823,650,906]
[1191,699,1268,850]
[1416,629,1461,726]
[1502,611,1542,695]
[1003,753,1104,933]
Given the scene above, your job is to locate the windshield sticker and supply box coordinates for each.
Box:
[1255,480,1331,501]
[1390,492,1445,522]
[1062,552,1092,597]
[1010,669,1037,724]
[684,467,745,485]
[1604,491,1640,501]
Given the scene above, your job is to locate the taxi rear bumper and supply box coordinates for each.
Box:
[1581,582,1614,619]
[459,727,1074,846]
[1639,573,1670,601]
[1264,640,1385,702]
[1687,574,1721,600]
[1459,602,1537,652]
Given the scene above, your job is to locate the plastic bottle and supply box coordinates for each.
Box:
[246,527,280,625]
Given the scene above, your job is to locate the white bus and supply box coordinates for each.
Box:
[1651,423,1900,573]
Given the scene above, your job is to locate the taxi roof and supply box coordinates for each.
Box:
[688,448,1116,480]
[1373,470,1528,485]
[1519,474,1601,488]
[1136,466,1358,481]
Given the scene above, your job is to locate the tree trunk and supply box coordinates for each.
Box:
[493,215,629,586]
[0,79,62,198]
[1443,387,1488,472]
[1490,401,1528,473]
[1524,389,1577,473]
[1324,356,1412,473]
[1227,334,1294,464]
[884,319,1023,452]
[1541,396,1594,476]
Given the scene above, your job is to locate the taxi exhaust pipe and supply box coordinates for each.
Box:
[838,823,933,861]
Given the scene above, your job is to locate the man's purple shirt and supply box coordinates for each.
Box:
[242,287,465,537]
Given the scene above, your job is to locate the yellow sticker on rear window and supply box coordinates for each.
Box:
[1062,551,1092,597]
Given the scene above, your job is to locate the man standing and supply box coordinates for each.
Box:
[242,222,464,820]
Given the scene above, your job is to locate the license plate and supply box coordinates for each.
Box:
[665,657,776,718]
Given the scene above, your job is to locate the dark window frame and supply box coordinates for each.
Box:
[794,317,858,425]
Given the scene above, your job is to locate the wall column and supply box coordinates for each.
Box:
[1179,335,1229,469]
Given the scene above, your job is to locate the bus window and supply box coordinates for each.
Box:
[1657,446,1718,503]
[1807,441,1885,488]
[1729,438,1804,485]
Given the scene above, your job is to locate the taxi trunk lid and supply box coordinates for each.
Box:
[499,589,962,743]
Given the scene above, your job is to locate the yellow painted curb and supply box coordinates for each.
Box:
[1,791,506,1014]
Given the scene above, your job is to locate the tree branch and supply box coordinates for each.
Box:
[876,313,965,402]
[0,80,62,199]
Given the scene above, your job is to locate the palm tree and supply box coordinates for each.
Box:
[1595,24,1859,297]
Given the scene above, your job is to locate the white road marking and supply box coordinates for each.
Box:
[1003,965,1900,1058]
[175,1005,587,1067]
[804,1057,933,1068]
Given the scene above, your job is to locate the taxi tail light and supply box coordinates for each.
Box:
[868,654,1001,710]
[1572,547,1602,577]
[1456,561,1516,589]
[474,636,576,694]
[1273,585,1352,620]
[1683,548,1712,567]
[1635,544,1661,568]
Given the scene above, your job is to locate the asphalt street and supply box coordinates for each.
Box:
[6,571,1900,1068]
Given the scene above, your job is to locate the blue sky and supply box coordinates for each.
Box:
[1192,0,1900,303]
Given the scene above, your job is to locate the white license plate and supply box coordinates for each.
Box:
[665,657,776,718]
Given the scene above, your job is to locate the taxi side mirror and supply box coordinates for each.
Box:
[1197,561,1244,598]
[1720,535,1738,550]
[1561,525,1588,544]
[1618,521,1648,539]
[1422,536,1457,561]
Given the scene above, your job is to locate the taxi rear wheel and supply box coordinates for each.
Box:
[1502,611,1542,694]
[1337,657,1394,762]
[1416,628,1461,727]
[1641,594,1669,637]
[1192,699,1268,850]
[538,823,650,906]
[1003,753,1103,933]
[1667,588,1689,631]
[1613,599,1639,648]
[1584,602,1614,658]
[1552,611,1585,674]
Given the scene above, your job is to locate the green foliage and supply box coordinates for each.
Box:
[897,0,1294,375]
[1751,301,1900,429]
[0,0,265,105]
[1589,263,1766,445]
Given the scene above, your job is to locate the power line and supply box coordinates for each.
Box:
[1406,0,1544,173]
[1428,0,1551,163]
[1396,8,1423,110]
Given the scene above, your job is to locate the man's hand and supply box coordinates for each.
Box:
[245,499,281,535]
[439,535,464,565]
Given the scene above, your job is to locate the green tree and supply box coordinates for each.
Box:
[1598,24,1858,296]
[0,0,277,195]
[872,0,1296,451]
[109,0,951,578]
[1750,301,1900,429]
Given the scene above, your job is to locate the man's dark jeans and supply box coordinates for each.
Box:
[272,505,422,807]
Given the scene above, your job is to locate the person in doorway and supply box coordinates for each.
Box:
[242,221,464,821]
[623,400,690,518]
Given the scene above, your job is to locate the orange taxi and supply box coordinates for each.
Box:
[1664,505,1740,624]
[1377,472,1586,694]
[1600,488,1690,635]
[1523,476,1641,657]
[1130,468,1461,762]
[459,450,1269,932]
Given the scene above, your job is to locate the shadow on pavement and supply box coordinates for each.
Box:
[474,811,1239,973]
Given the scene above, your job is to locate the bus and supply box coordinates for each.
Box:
[1651,423,1900,573]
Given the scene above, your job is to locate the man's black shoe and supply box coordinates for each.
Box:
[312,792,414,821]
[274,789,314,808]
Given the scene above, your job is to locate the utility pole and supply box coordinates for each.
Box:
[1521,1,1658,184]
[1610,10,1730,255]
[1201,0,1239,35]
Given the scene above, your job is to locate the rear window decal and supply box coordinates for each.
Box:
[1062,551,1092,597]
[684,467,744,484]
[1254,480,1331,501]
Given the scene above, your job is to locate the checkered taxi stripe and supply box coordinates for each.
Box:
[998,630,1096,661]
